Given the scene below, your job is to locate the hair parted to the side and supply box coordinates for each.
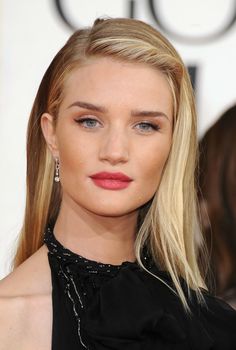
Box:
[12,17,207,312]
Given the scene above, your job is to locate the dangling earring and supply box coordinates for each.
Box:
[54,158,60,182]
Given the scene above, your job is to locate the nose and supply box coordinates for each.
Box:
[98,127,129,165]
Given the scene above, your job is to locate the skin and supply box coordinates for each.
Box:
[0,57,173,348]
[41,57,173,265]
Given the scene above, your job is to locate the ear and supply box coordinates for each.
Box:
[41,113,59,158]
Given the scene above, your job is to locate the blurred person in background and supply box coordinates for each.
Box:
[198,104,236,309]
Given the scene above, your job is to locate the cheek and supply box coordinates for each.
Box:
[137,140,171,188]
[56,127,92,176]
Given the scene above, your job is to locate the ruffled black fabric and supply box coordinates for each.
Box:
[44,225,236,350]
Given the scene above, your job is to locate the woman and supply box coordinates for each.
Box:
[0,17,235,349]
[198,104,236,309]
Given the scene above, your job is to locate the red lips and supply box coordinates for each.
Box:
[90,172,133,181]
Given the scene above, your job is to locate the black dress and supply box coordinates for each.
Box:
[43,225,236,350]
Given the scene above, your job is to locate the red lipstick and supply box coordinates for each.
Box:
[90,172,133,190]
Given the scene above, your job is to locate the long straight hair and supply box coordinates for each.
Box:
[12,17,207,312]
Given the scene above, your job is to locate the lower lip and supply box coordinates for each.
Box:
[90,178,132,190]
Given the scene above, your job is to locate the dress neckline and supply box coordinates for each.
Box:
[43,224,151,274]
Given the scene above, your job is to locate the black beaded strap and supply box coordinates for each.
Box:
[43,225,150,275]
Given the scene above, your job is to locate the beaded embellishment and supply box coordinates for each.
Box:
[43,225,151,349]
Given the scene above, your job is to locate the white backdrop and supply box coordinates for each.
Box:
[1,0,236,278]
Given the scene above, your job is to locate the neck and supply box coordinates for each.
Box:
[52,195,138,265]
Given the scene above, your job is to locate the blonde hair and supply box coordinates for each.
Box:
[12,17,207,312]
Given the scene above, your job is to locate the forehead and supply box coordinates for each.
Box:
[61,57,173,115]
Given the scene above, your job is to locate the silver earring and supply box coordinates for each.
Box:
[54,158,60,182]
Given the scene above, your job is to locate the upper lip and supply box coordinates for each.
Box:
[90,172,133,181]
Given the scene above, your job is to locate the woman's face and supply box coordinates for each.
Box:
[41,57,173,217]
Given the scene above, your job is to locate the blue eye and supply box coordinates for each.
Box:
[136,122,160,132]
[75,117,100,128]
[75,118,160,133]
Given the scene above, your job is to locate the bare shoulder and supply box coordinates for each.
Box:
[0,244,51,298]
[0,244,52,350]
[0,295,26,349]
[0,294,52,350]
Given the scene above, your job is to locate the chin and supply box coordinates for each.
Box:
[86,205,137,218]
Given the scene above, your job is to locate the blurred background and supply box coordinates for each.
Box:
[0,0,236,280]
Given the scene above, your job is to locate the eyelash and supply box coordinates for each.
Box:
[74,117,160,133]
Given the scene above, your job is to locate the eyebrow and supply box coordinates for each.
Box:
[68,101,107,113]
[67,101,169,120]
